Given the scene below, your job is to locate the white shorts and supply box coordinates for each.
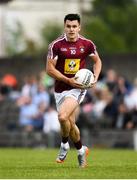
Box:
[54,89,87,111]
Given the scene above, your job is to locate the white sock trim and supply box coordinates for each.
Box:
[78,145,84,155]
[61,142,69,149]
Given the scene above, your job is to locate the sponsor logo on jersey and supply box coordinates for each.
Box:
[64,59,80,74]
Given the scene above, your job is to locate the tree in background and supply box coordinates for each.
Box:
[5,21,62,57]
[5,21,40,57]
[40,23,62,53]
[83,0,137,55]
[0,0,13,4]
[5,0,137,56]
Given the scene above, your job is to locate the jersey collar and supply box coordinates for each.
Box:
[64,33,80,42]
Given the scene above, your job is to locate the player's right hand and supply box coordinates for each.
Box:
[67,77,86,89]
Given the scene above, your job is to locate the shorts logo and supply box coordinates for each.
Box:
[64,59,80,74]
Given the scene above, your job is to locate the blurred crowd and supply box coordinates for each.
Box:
[0,68,137,135]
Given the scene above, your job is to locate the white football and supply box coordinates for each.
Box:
[75,69,95,87]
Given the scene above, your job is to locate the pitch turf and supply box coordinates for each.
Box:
[0,148,137,179]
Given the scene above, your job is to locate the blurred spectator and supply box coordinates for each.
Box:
[43,105,60,147]
[21,75,38,97]
[0,67,137,134]
[77,90,94,129]
[17,96,44,132]
[92,89,112,119]
[1,74,18,89]
[43,106,60,134]
[0,85,19,131]
[1,73,20,100]
[115,102,133,129]
[32,82,50,109]
[104,69,118,93]
[39,70,54,89]
[124,78,137,110]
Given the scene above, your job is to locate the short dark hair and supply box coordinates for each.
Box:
[64,14,81,24]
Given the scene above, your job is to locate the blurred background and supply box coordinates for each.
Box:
[0,0,137,150]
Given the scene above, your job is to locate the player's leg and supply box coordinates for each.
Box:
[69,108,89,168]
[69,107,80,142]
[58,97,78,139]
[56,97,79,163]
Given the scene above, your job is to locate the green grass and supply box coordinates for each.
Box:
[0,148,137,179]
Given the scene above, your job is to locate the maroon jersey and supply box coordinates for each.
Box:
[47,34,96,93]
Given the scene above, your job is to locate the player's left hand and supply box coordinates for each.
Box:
[85,74,97,89]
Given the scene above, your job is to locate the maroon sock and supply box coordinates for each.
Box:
[62,136,69,144]
[74,140,82,150]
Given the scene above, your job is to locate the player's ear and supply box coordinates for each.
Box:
[79,26,81,31]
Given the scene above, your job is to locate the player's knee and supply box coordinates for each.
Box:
[70,122,75,129]
[58,112,68,122]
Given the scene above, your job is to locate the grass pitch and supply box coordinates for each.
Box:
[0,148,137,179]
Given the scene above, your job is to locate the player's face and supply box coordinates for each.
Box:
[64,20,81,42]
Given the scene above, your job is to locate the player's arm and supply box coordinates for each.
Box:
[89,51,102,83]
[46,58,69,83]
[46,58,83,88]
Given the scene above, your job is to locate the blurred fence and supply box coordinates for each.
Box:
[0,53,137,82]
[102,54,137,82]
[0,129,136,150]
[0,56,45,87]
